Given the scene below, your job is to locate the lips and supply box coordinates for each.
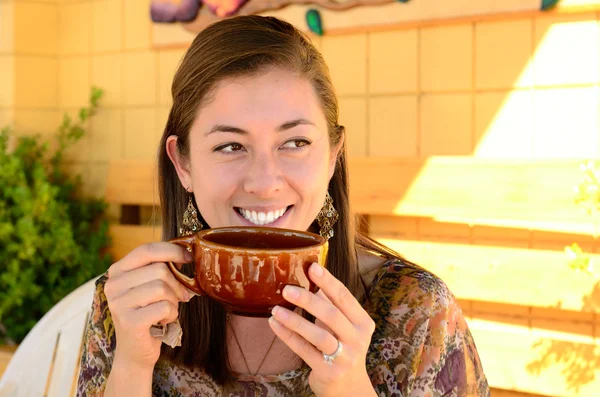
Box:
[235,206,292,226]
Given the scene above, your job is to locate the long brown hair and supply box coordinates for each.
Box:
[157,15,401,384]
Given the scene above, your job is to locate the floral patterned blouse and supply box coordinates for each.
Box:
[76,258,490,396]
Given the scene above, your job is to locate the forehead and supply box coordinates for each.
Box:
[195,68,327,126]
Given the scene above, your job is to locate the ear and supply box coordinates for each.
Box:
[328,134,344,181]
[166,136,193,191]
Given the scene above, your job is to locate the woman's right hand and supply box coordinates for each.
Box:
[104,242,193,370]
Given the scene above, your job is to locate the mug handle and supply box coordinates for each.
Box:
[167,235,204,296]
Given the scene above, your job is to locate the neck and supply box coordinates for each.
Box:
[226,313,301,376]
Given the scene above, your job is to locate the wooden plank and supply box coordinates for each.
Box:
[490,388,546,397]
[108,225,162,261]
[105,160,159,206]
[469,316,600,397]
[373,237,600,313]
[368,215,597,249]
[348,157,589,234]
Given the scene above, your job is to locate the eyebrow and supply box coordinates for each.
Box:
[204,119,315,136]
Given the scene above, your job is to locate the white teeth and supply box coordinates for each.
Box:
[239,206,288,225]
[266,211,274,223]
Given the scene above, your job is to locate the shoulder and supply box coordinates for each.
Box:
[364,259,459,392]
[365,258,456,319]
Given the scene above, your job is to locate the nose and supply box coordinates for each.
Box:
[242,152,285,197]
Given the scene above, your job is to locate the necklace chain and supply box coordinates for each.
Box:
[227,314,278,376]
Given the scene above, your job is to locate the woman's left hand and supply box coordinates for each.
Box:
[269,263,377,397]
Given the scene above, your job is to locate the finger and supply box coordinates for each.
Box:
[115,279,182,310]
[109,242,192,277]
[268,317,325,370]
[106,262,191,302]
[308,263,370,326]
[316,287,375,337]
[134,300,179,327]
[271,305,339,357]
[282,285,354,342]
[314,291,335,333]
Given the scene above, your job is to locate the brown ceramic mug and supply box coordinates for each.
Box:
[167,226,328,317]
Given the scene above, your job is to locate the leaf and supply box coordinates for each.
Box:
[565,243,595,275]
[79,108,89,122]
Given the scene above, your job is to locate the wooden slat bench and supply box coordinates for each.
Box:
[352,157,599,397]
[354,157,599,397]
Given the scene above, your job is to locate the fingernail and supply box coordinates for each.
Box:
[272,305,288,320]
[283,286,299,300]
[268,316,280,328]
[311,263,323,277]
[184,250,193,262]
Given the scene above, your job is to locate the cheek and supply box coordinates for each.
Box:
[282,154,330,195]
[284,163,325,188]
[191,161,242,205]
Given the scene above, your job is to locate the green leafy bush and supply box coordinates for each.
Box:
[0,87,112,344]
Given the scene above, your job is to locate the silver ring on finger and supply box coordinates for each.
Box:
[322,339,343,365]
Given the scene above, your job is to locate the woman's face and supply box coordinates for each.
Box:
[167,68,341,232]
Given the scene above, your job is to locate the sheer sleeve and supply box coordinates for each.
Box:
[365,260,490,397]
[76,274,115,397]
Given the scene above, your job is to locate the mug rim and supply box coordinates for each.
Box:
[195,226,327,253]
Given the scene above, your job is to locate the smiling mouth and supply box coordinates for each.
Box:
[234,206,292,226]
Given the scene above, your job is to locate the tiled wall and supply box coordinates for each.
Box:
[2,1,599,194]
[337,13,599,160]
[0,0,183,197]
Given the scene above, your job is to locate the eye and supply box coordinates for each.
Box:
[281,139,311,150]
[214,143,244,154]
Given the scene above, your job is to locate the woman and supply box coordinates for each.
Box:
[77,15,489,397]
